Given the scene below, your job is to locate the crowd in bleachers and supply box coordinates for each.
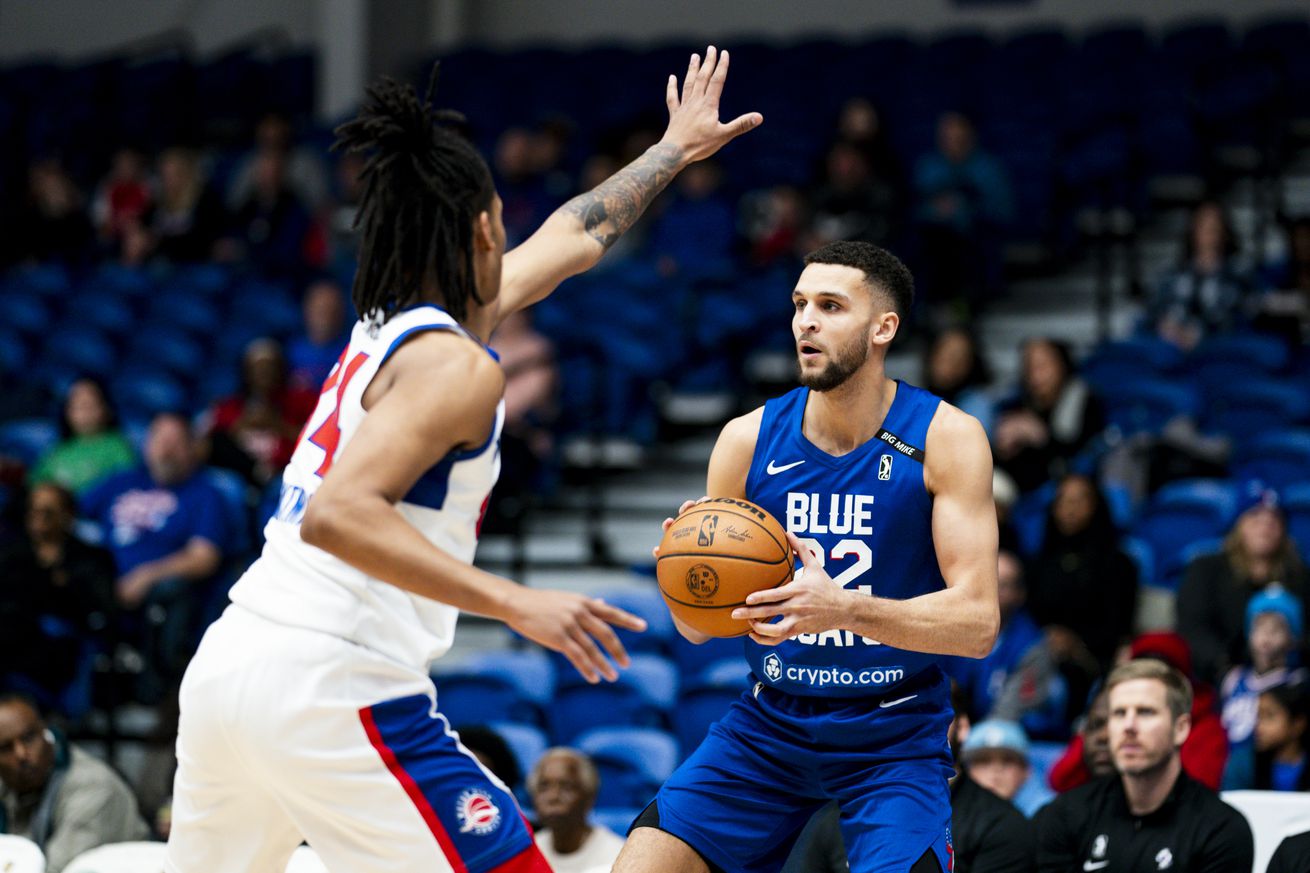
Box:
[2,15,1310,870]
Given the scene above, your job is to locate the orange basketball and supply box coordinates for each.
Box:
[656,498,794,638]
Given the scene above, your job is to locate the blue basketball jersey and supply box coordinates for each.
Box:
[743,380,947,698]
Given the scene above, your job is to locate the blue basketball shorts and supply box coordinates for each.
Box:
[650,668,955,873]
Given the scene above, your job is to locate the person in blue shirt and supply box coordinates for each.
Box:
[81,412,229,683]
[617,241,999,873]
[948,550,1064,739]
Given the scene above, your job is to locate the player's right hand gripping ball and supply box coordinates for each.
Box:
[656,498,793,637]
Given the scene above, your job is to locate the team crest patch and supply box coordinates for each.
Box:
[456,789,501,835]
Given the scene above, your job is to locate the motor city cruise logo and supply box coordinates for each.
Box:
[761,652,905,688]
[456,789,501,835]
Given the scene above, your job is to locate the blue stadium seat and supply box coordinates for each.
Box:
[459,650,557,711]
[435,671,541,727]
[7,293,52,338]
[149,296,220,336]
[484,721,548,786]
[670,633,746,677]
[42,325,117,378]
[1009,481,1055,557]
[1190,333,1290,375]
[1201,379,1310,440]
[592,807,641,837]
[551,654,677,743]
[1104,380,1200,435]
[675,658,751,752]
[1231,429,1310,486]
[0,418,60,466]
[0,328,27,374]
[599,588,675,655]
[3,263,70,301]
[1120,536,1156,589]
[111,370,188,420]
[130,328,206,382]
[81,264,154,301]
[1134,479,1239,586]
[576,726,679,809]
[163,264,232,299]
[75,293,135,339]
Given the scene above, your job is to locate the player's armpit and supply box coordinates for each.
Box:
[706,407,763,498]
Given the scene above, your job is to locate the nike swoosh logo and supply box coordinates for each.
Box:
[766,459,805,475]
[879,694,917,709]
[1083,861,1109,871]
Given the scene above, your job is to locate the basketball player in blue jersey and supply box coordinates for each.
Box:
[616,242,1000,873]
[165,51,761,873]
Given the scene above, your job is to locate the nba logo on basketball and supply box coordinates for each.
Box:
[697,514,719,546]
[879,455,893,481]
[455,789,501,835]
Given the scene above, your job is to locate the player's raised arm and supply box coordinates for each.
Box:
[494,46,763,322]
[736,405,1000,657]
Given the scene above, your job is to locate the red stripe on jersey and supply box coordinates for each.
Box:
[484,841,553,873]
[359,705,468,873]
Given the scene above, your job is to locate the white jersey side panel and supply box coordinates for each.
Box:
[229,305,503,668]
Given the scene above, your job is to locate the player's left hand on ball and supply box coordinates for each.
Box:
[731,530,845,645]
[660,45,763,164]
[651,496,709,559]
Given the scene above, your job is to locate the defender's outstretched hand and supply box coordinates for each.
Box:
[732,530,849,646]
[506,589,647,684]
[661,46,763,164]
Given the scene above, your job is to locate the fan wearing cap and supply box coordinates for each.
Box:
[1178,483,1309,686]
[1219,586,1307,789]
[1035,660,1253,873]
[961,719,1053,818]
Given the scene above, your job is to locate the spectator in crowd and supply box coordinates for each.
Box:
[142,147,227,264]
[948,690,1037,873]
[1026,474,1137,719]
[1048,689,1115,793]
[1253,215,1310,344]
[994,339,1106,492]
[0,484,115,705]
[31,378,137,497]
[207,338,317,486]
[486,310,558,531]
[949,551,1061,736]
[961,719,1053,817]
[742,184,807,269]
[1220,587,1307,789]
[651,160,736,278]
[1149,199,1252,351]
[808,141,895,248]
[456,725,523,798]
[992,468,1021,554]
[528,748,624,873]
[1253,681,1310,791]
[1035,660,1253,873]
[287,279,350,391]
[1268,830,1310,873]
[495,127,557,248]
[91,147,151,250]
[324,150,366,270]
[0,694,150,872]
[15,158,93,264]
[1128,632,1229,790]
[923,327,996,438]
[225,148,319,278]
[227,112,329,213]
[1177,484,1309,687]
[832,98,904,211]
[81,412,228,683]
[913,111,1014,314]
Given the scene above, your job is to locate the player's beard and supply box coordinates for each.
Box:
[798,328,870,392]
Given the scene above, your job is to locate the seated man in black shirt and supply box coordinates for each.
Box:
[1268,831,1310,873]
[1035,659,1253,873]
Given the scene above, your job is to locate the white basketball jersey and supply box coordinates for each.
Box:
[229,304,504,669]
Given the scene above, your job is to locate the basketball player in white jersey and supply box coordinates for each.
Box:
[165,50,761,873]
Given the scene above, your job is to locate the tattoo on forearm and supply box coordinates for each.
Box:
[558,143,684,249]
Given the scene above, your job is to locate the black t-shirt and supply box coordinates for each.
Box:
[952,772,1036,873]
[1267,831,1310,873]
[1035,772,1252,873]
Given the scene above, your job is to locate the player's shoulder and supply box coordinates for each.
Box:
[719,405,766,447]
[925,397,988,448]
[387,328,504,389]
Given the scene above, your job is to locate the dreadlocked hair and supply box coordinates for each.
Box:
[333,65,495,323]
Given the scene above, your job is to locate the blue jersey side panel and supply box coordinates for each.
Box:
[743,380,947,698]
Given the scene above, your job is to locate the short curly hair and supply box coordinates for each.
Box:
[803,241,915,319]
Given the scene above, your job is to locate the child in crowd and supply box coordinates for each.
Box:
[1254,681,1310,792]
[1220,587,1307,788]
